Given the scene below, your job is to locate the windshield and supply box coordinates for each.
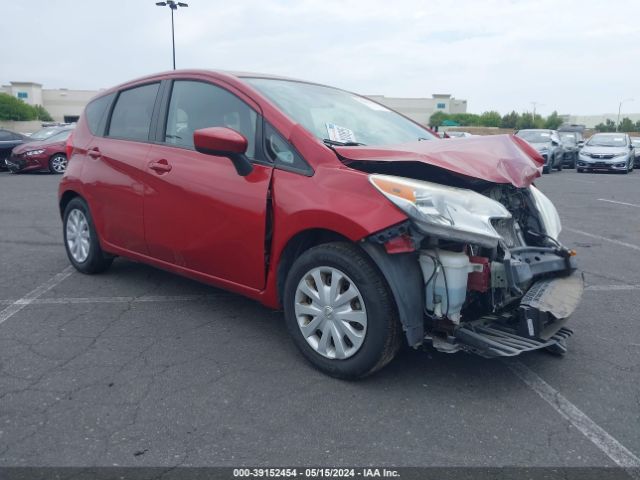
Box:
[245,78,437,146]
[586,135,627,147]
[46,130,72,143]
[29,128,61,141]
[559,132,576,144]
[516,130,552,143]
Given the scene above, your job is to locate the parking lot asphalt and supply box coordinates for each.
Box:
[0,168,639,468]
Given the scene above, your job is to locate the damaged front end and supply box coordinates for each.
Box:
[359,167,583,359]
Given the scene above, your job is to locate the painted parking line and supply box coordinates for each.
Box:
[598,198,640,208]
[0,266,73,326]
[507,361,640,475]
[565,228,640,252]
[0,293,232,306]
[586,284,640,291]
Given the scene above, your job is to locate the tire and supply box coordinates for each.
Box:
[63,197,113,274]
[283,242,401,379]
[49,153,67,174]
[556,158,563,171]
[543,165,550,174]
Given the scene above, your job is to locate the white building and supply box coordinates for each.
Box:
[566,113,640,129]
[0,81,99,123]
[366,93,468,126]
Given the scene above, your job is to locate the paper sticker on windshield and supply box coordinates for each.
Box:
[540,133,551,137]
[326,123,357,143]
[614,137,623,141]
[352,96,390,112]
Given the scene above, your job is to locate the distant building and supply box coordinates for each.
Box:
[0,81,99,123]
[566,114,640,129]
[365,94,467,126]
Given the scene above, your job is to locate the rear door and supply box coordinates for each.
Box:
[85,83,161,254]
[143,79,273,289]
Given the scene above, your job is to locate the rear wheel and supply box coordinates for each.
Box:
[49,154,67,174]
[283,242,401,379]
[63,197,113,274]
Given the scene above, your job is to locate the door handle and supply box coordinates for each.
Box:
[149,160,172,174]
[87,147,101,159]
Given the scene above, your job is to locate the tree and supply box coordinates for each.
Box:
[619,117,635,133]
[479,111,502,127]
[33,104,53,122]
[429,111,447,127]
[594,119,616,132]
[516,112,537,130]
[544,111,563,130]
[0,93,36,121]
[500,111,519,129]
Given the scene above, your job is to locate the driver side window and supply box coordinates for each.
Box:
[164,80,257,158]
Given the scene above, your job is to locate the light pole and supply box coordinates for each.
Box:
[616,98,634,132]
[155,1,188,70]
[531,101,544,120]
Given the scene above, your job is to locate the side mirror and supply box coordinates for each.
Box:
[193,127,253,176]
[577,140,585,147]
[551,140,559,146]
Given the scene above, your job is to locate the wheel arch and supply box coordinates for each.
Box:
[59,190,82,218]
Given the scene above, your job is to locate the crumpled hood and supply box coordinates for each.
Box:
[334,134,544,188]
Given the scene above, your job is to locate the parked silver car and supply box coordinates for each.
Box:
[577,133,635,174]
[631,137,640,168]
[516,129,565,173]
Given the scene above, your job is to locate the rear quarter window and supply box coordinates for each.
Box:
[85,93,115,136]
[108,83,160,142]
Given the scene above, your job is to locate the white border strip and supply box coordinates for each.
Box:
[507,360,640,471]
[598,198,640,208]
[0,294,231,306]
[0,266,73,326]
[565,228,640,252]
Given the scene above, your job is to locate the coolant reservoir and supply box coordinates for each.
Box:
[419,250,471,324]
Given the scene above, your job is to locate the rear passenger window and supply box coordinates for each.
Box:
[164,80,257,158]
[85,93,115,136]
[108,83,160,141]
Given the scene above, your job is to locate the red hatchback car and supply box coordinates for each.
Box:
[58,70,582,378]
[8,126,74,174]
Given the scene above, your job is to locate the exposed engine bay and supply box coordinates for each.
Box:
[353,160,583,358]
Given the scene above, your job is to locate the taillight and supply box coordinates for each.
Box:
[65,132,74,159]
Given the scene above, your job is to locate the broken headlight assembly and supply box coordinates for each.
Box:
[369,174,511,248]
[529,185,561,240]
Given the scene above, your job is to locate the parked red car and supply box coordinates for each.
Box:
[58,70,582,378]
[7,126,74,174]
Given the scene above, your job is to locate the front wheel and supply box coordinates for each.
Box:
[63,197,113,274]
[283,242,401,379]
[49,154,67,174]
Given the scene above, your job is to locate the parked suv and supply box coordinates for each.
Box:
[559,132,579,168]
[58,70,581,378]
[577,133,635,173]
[515,129,565,173]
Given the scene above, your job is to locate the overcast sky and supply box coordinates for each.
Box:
[4,0,639,116]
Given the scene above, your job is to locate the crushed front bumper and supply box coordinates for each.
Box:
[453,273,583,357]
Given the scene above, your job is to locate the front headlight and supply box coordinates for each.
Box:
[529,186,561,240]
[369,174,511,248]
[579,151,591,158]
[613,151,628,157]
[25,149,45,156]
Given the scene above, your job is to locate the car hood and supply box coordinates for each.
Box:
[11,139,60,154]
[581,146,628,155]
[334,134,544,188]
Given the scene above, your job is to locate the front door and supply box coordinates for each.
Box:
[143,79,272,290]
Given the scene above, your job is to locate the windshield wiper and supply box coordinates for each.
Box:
[322,138,366,147]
